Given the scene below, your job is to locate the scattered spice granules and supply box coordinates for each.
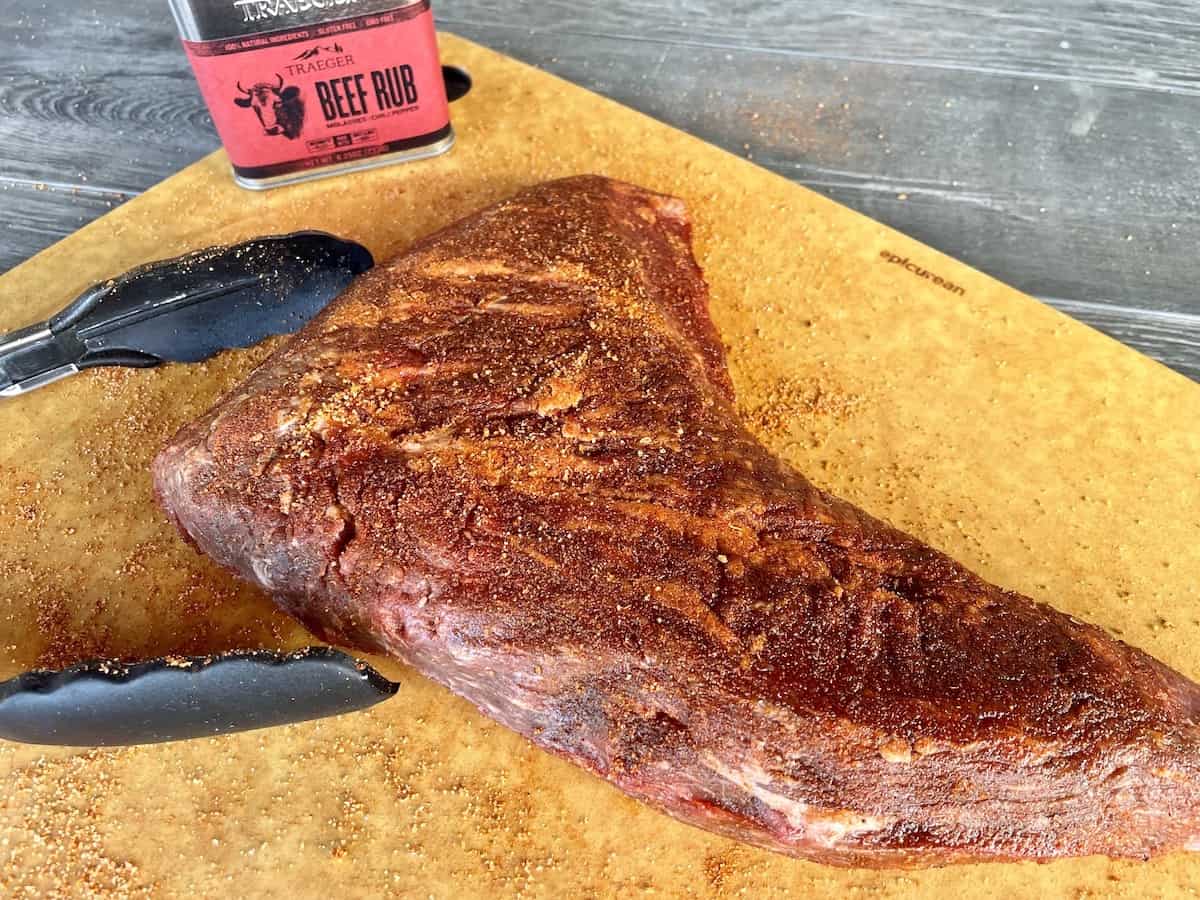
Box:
[740,376,862,440]
[0,750,154,899]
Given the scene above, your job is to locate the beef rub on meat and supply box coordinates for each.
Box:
[154,176,1200,867]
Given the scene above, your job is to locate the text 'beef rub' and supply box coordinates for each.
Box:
[169,0,453,189]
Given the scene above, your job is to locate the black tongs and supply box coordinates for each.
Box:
[0,232,372,397]
[0,649,400,746]
[0,231,387,745]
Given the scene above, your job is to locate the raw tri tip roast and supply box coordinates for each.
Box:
[153,175,1200,867]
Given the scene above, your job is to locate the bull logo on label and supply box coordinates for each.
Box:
[234,74,305,140]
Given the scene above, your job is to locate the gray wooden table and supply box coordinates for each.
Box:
[2,1,1197,380]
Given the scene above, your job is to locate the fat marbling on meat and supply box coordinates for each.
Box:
[154,176,1200,867]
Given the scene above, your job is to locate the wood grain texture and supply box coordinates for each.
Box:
[443,0,1200,94]
[1,0,1198,380]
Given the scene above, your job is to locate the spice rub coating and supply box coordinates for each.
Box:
[154,176,1200,866]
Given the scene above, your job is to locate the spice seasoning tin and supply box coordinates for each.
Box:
[169,0,453,190]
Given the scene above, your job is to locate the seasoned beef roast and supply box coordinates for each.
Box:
[153,176,1200,867]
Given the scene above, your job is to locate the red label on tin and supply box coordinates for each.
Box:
[183,2,450,181]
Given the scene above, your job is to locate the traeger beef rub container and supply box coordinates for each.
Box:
[169,0,453,189]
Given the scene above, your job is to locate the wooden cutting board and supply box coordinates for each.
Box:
[1,33,1197,899]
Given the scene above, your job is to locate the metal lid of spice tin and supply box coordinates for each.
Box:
[168,0,453,190]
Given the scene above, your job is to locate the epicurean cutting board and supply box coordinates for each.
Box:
[1,33,1198,900]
